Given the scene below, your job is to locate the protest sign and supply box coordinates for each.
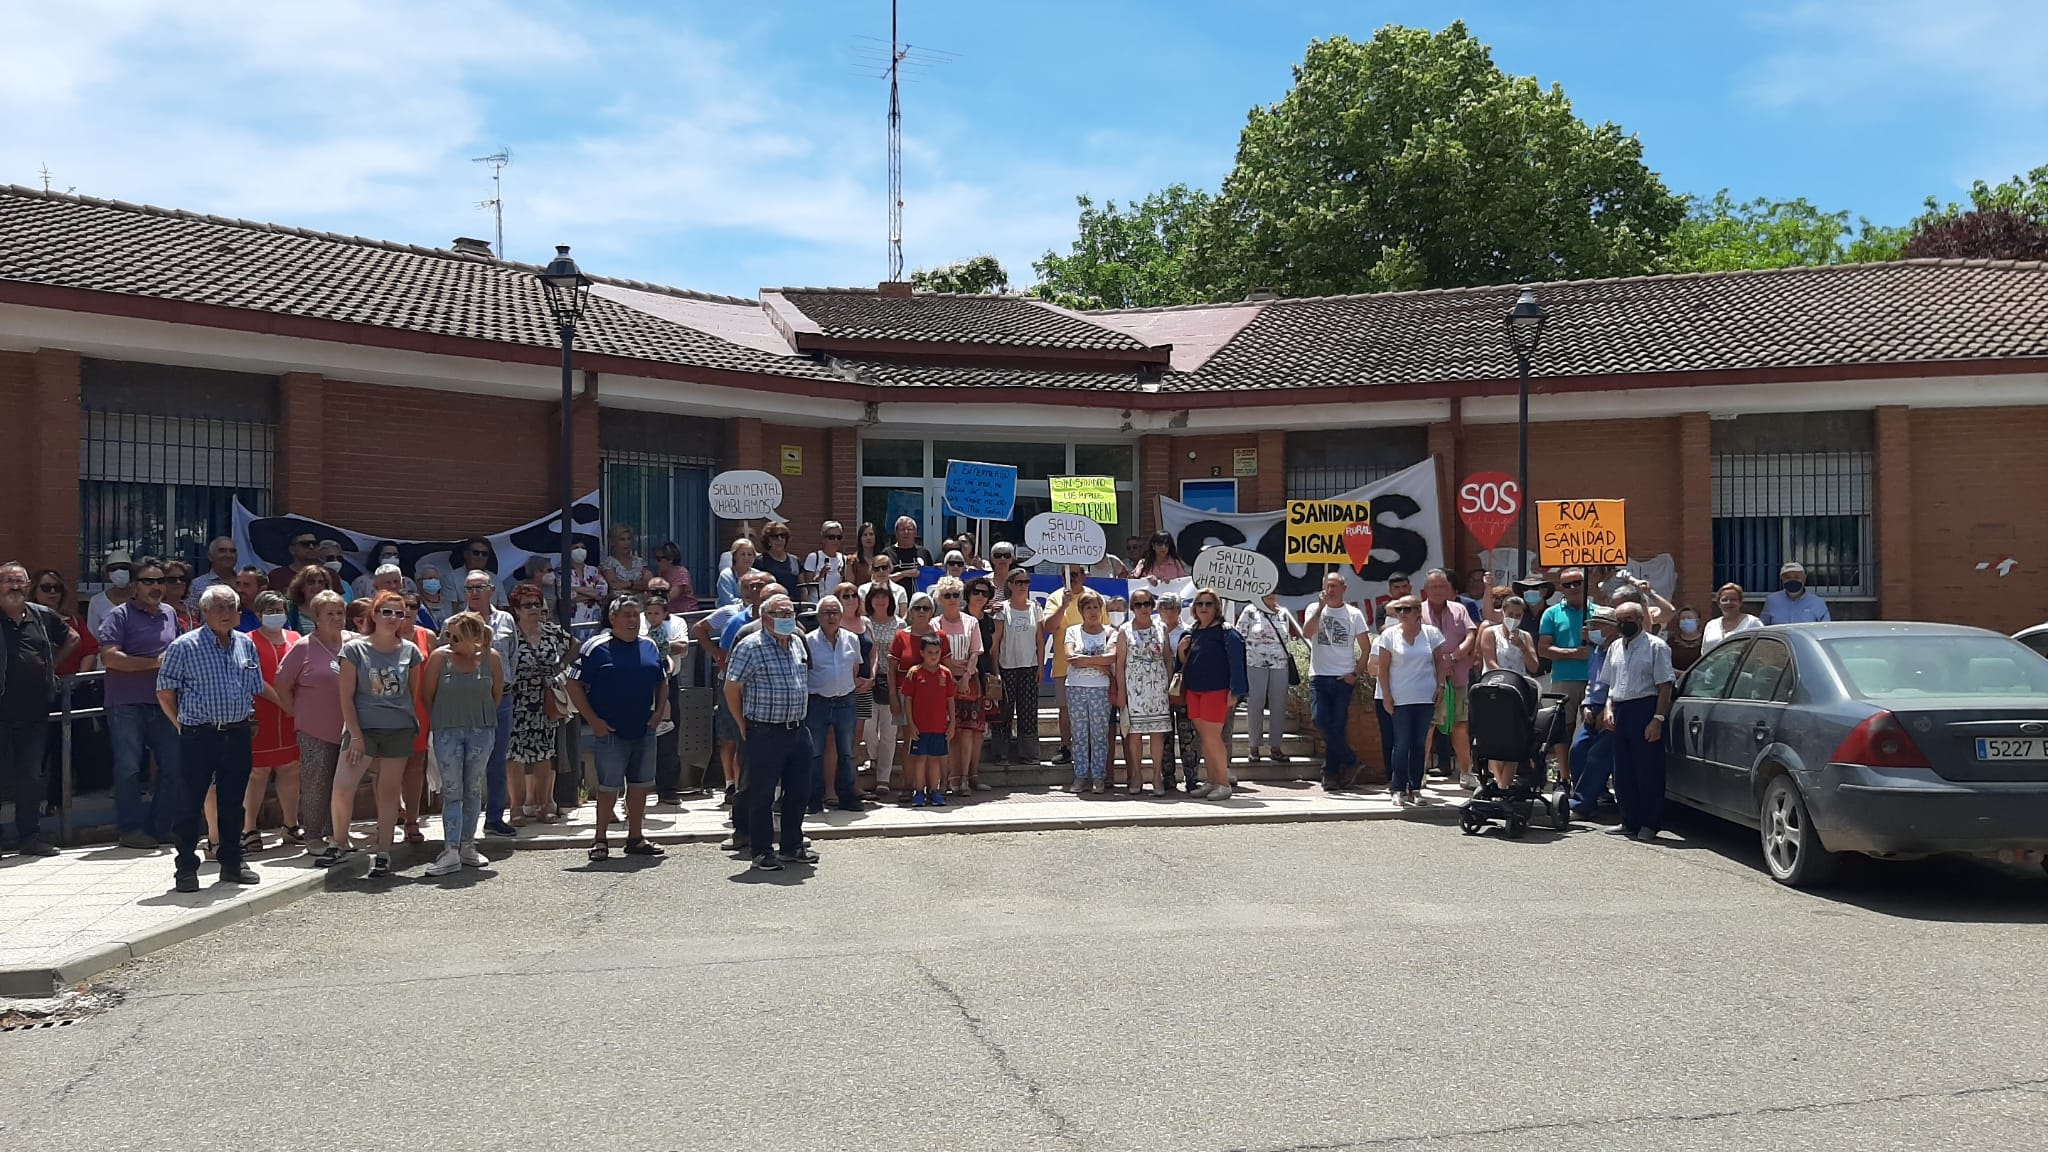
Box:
[1284,498,1373,567]
[1458,471,1520,551]
[1024,511,1107,565]
[1048,475,1117,523]
[1537,499,1628,566]
[708,470,783,520]
[1190,545,1279,599]
[943,460,1018,520]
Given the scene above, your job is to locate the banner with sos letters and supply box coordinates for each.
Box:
[1457,471,1521,552]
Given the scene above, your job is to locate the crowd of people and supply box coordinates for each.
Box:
[0,507,1838,877]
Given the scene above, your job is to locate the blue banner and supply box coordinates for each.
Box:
[943,460,1019,521]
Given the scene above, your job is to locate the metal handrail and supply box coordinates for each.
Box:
[49,670,107,845]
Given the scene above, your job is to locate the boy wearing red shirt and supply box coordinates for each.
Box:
[900,633,956,808]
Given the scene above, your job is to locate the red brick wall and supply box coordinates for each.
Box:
[828,426,859,531]
[1875,405,1914,620]
[0,351,33,567]
[759,423,833,540]
[318,378,569,537]
[1907,406,2048,633]
[277,371,326,519]
[1138,435,1171,531]
[29,350,82,582]
[1459,416,1685,582]
[1165,432,1277,511]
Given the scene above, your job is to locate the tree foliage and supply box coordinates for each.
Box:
[1901,164,2048,261]
[909,254,1011,295]
[1197,23,1685,298]
[1663,190,1908,272]
[1030,185,1212,310]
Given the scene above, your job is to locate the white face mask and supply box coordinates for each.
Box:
[261,612,289,631]
[322,560,343,572]
[571,548,588,564]
[108,570,132,588]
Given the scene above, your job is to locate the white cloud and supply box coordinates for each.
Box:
[1741,0,2048,110]
[0,0,1174,296]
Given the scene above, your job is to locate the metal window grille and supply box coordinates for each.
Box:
[601,450,716,601]
[1283,428,1428,500]
[1710,451,1874,598]
[79,408,273,577]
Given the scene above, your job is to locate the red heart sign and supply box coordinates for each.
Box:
[1458,471,1521,552]
[1341,521,1374,573]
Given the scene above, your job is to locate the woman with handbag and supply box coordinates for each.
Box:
[505,582,573,824]
[1175,588,1248,801]
[1236,591,1301,764]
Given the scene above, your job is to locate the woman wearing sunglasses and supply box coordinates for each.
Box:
[989,569,1043,766]
[933,576,985,794]
[323,591,424,875]
[1175,589,1248,800]
[1368,595,1452,807]
[757,521,803,591]
[1115,588,1172,795]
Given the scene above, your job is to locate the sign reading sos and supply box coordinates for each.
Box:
[1458,472,1521,551]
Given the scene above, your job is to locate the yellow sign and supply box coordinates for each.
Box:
[1284,499,1372,565]
[1049,475,1117,523]
[1537,500,1628,566]
[779,445,803,476]
[1232,447,1259,477]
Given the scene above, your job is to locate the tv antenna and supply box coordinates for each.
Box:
[473,150,511,258]
[38,164,53,193]
[856,3,954,281]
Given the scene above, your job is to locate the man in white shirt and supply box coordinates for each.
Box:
[1302,572,1371,790]
[1601,601,1675,842]
[804,596,869,813]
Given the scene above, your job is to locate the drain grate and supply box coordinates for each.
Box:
[0,984,124,1033]
[0,1017,77,1032]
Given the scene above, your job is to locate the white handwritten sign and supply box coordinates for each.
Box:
[708,470,784,520]
[1191,545,1279,599]
[1024,511,1106,566]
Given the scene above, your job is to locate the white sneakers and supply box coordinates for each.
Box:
[459,842,489,868]
[428,843,491,876]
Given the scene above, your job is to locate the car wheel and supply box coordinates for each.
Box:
[1759,774,1840,887]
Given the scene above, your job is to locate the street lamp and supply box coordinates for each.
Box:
[1505,287,1547,576]
[538,244,593,628]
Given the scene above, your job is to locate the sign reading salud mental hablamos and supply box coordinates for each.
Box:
[709,470,784,520]
[1024,511,1107,566]
[1048,475,1117,524]
[1191,545,1279,599]
[1536,499,1628,566]
[943,460,1019,521]
[1284,499,1373,566]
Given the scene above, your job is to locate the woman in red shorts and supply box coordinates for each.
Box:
[1174,587,1248,801]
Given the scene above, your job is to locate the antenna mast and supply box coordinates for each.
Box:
[473,150,511,257]
[887,0,904,281]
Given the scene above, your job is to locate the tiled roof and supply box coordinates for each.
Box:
[776,287,1154,352]
[832,358,1145,392]
[1123,260,2048,393]
[0,186,835,381]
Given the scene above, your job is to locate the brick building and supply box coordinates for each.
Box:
[3,185,2046,631]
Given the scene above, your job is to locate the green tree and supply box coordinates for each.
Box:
[909,254,1011,295]
[1030,184,1212,309]
[1664,190,1908,272]
[1199,23,1686,298]
[1900,163,2048,261]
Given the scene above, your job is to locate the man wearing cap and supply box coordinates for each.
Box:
[1599,600,1675,840]
[725,593,817,871]
[1761,561,1831,626]
[1537,567,1594,774]
[87,550,136,634]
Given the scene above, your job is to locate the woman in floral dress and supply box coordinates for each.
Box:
[1115,587,1172,795]
[506,585,572,822]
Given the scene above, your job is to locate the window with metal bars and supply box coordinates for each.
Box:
[79,409,273,577]
[601,451,715,603]
[1710,414,1874,600]
[1283,427,1429,499]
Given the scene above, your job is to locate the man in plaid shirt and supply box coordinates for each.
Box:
[724,593,815,872]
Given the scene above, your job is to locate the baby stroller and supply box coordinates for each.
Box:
[1459,668,1572,838]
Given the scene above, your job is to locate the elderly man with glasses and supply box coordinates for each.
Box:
[804,595,869,814]
[726,593,817,871]
[97,556,187,849]
[1537,566,1595,776]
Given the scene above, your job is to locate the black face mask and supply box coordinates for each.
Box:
[1616,620,1641,639]
[1783,580,1805,595]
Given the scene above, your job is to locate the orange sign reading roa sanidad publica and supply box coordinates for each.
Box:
[1536,500,1627,566]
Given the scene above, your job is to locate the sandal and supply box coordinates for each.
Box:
[201,838,217,861]
[537,808,562,824]
[404,823,425,845]
[622,838,665,857]
[240,830,263,854]
[282,825,305,845]
[587,839,610,862]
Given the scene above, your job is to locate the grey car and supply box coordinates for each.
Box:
[1664,622,2048,886]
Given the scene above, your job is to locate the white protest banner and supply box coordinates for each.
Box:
[232,492,603,593]
[1191,545,1279,599]
[1159,457,1443,612]
[709,470,784,520]
[1024,511,1107,566]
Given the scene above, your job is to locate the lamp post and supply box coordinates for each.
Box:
[1505,287,1547,576]
[537,244,593,628]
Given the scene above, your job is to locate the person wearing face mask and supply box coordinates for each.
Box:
[352,542,406,601]
[1567,606,1620,819]
[1664,605,1705,672]
[1702,583,1763,653]
[565,541,607,625]
[1599,601,1675,841]
[726,593,817,870]
[87,550,136,634]
[1760,561,1830,626]
[239,591,304,854]
[414,563,450,629]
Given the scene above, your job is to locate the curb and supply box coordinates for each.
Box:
[0,845,428,999]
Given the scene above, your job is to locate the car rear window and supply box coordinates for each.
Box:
[1822,635,2048,699]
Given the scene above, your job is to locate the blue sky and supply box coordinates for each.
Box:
[5,0,2043,297]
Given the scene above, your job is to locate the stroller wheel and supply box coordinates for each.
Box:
[1460,811,1483,836]
[1549,791,1573,831]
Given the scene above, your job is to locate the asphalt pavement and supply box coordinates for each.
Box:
[3,807,2046,1152]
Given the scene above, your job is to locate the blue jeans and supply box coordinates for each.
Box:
[1,720,49,841]
[591,731,656,793]
[1387,703,1433,793]
[1310,676,1356,776]
[1609,696,1665,833]
[742,722,812,857]
[1570,719,1615,814]
[1373,696,1395,778]
[431,726,494,846]
[806,693,858,809]
[485,693,513,823]
[108,702,182,837]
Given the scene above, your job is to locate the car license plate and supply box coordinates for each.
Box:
[1975,737,2045,761]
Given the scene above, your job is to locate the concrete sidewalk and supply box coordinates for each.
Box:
[0,778,1467,996]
